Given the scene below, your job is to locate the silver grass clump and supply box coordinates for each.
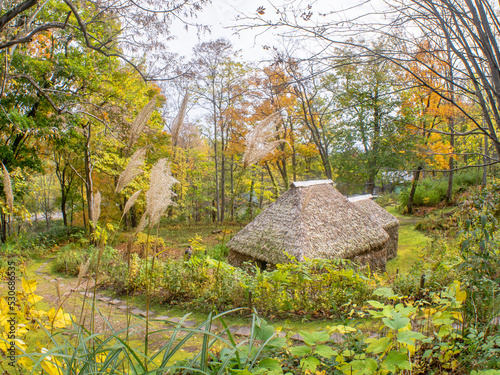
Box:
[128,97,157,150]
[242,112,286,168]
[91,191,101,227]
[122,189,142,218]
[1,163,13,213]
[136,159,178,233]
[171,91,189,147]
[115,148,146,193]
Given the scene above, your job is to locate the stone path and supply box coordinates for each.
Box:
[33,259,349,343]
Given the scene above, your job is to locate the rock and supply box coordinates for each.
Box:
[155,316,171,322]
[182,320,197,328]
[235,326,252,337]
[329,333,345,344]
[109,299,122,305]
[291,333,304,342]
[98,297,111,302]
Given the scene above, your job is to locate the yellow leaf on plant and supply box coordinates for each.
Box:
[22,278,37,294]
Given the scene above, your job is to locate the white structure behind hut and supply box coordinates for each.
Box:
[227,180,390,271]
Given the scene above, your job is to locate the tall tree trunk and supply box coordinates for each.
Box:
[264,162,279,197]
[366,171,376,195]
[0,212,6,243]
[483,134,488,186]
[290,120,297,183]
[213,111,220,223]
[230,156,234,221]
[81,183,86,229]
[446,133,455,202]
[84,124,94,235]
[446,46,455,203]
[249,178,254,219]
[408,166,423,214]
[61,191,67,227]
[220,131,225,223]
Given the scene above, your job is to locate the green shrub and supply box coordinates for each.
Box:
[398,171,484,210]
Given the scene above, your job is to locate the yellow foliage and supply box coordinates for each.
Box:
[0,278,74,373]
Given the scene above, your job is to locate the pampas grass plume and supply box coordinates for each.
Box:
[242,112,285,168]
[171,91,189,146]
[1,163,13,213]
[115,148,146,193]
[122,190,142,218]
[128,97,157,150]
[136,159,178,233]
[91,191,101,227]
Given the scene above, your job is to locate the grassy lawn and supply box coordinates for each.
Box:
[386,206,431,275]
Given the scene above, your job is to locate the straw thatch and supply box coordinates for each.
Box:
[350,198,399,260]
[227,180,389,271]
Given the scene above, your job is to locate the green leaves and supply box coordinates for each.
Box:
[382,311,410,331]
[396,331,426,346]
[366,337,391,354]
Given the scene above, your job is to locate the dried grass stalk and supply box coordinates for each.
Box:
[128,97,157,150]
[122,189,142,218]
[136,159,178,233]
[76,258,91,288]
[115,148,146,193]
[171,91,189,146]
[56,279,61,301]
[242,112,286,168]
[91,191,101,227]
[1,163,13,212]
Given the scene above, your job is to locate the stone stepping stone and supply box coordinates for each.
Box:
[277,332,286,338]
[154,315,171,322]
[182,320,197,328]
[168,317,181,324]
[139,311,150,318]
[109,299,122,305]
[43,276,51,280]
[98,296,111,302]
[50,279,57,283]
[291,333,305,342]
[235,326,252,337]
[226,326,239,335]
[330,333,345,344]
[117,305,131,311]
[131,309,146,316]
[63,292,71,297]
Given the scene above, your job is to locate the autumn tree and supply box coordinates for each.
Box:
[191,39,253,222]
[242,0,500,179]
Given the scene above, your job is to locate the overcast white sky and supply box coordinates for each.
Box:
[166,0,383,61]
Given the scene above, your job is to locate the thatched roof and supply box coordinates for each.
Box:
[227,180,389,265]
[349,197,399,260]
[348,198,398,229]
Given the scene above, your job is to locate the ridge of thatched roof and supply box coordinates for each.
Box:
[347,194,373,202]
[351,198,398,228]
[227,183,389,265]
[291,179,333,188]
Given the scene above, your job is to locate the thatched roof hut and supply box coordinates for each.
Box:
[227,180,389,271]
[348,197,399,260]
